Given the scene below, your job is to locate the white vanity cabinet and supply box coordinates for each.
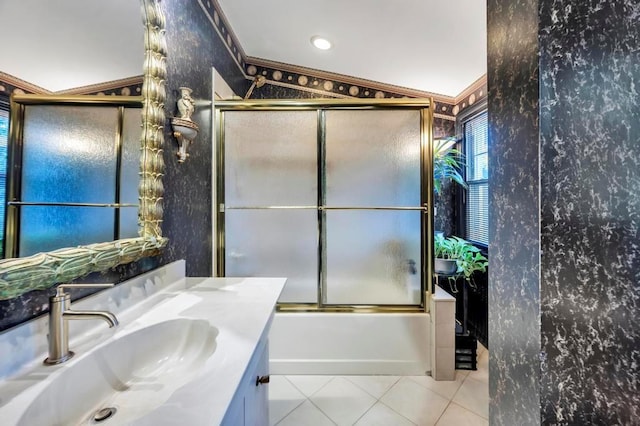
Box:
[0,265,286,426]
[222,333,271,426]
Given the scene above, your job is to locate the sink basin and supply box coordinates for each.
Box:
[16,318,218,426]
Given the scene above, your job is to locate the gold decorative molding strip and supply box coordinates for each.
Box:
[140,0,167,241]
[0,71,52,95]
[434,113,456,122]
[56,75,144,95]
[247,57,457,104]
[454,74,487,105]
[0,72,144,96]
[451,74,487,117]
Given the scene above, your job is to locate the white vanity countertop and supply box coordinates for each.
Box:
[0,275,286,426]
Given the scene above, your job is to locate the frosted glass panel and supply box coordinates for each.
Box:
[21,105,117,203]
[119,207,139,239]
[225,209,317,303]
[325,210,421,305]
[19,206,115,256]
[325,110,421,207]
[118,108,141,238]
[121,108,141,205]
[225,111,317,206]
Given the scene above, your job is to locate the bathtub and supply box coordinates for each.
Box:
[269,312,431,375]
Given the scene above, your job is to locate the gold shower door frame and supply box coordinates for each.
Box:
[215,99,434,313]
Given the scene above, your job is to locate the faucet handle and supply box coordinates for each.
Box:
[55,283,115,296]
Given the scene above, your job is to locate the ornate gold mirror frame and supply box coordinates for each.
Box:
[0,0,167,300]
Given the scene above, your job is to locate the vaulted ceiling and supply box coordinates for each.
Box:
[1,0,486,98]
[217,0,487,97]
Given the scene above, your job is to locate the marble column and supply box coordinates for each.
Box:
[488,0,640,424]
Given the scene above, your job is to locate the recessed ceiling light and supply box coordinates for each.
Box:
[310,36,332,50]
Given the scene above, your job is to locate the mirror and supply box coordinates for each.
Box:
[0,0,167,299]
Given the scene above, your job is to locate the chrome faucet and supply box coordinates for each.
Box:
[44,283,119,365]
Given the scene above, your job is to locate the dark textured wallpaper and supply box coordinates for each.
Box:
[489,0,640,424]
[538,0,640,423]
[487,0,541,424]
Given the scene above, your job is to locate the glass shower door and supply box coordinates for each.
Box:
[323,110,423,305]
[223,110,319,303]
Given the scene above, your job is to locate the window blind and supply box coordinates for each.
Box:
[464,111,488,245]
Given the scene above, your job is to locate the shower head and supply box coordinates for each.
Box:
[254,75,266,88]
[244,76,267,99]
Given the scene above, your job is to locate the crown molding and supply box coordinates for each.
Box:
[454,74,487,105]
[0,72,143,96]
[248,57,456,104]
[55,75,144,95]
[0,72,52,95]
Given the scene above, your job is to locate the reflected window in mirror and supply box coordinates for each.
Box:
[0,98,8,258]
[4,97,141,259]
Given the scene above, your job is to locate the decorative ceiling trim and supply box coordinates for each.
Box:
[452,74,487,117]
[248,57,456,104]
[0,71,52,95]
[198,0,247,75]
[56,75,144,95]
[200,1,481,112]
[0,72,143,97]
[434,113,456,122]
[245,60,458,120]
[454,74,486,105]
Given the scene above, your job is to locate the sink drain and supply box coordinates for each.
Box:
[92,407,117,423]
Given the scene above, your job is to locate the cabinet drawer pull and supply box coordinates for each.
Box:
[256,375,270,386]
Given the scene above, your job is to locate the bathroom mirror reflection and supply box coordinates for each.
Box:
[0,0,167,299]
[0,0,143,259]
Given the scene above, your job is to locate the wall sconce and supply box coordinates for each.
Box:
[170,87,199,163]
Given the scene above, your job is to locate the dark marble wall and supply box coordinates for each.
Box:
[157,0,248,277]
[538,1,640,423]
[489,0,640,424]
[487,0,541,424]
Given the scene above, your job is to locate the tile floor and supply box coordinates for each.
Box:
[269,346,488,426]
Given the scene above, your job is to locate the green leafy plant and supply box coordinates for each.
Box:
[433,137,467,195]
[434,235,488,284]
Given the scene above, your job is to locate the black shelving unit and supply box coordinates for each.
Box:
[434,273,478,370]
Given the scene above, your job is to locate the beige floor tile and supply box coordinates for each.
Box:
[380,377,449,426]
[407,372,466,400]
[310,377,377,426]
[269,376,306,425]
[343,375,401,399]
[436,402,489,426]
[355,402,416,426]
[277,400,336,426]
[466,350,488,384]
[452,376,489,419]
[286,375,334,397]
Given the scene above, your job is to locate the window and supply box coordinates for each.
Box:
[0,105,8,257]
[464,110,488,245]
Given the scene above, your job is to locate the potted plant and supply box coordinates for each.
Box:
[434,235,488,290]
[433,137,467,195]
[434,233,458,274]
